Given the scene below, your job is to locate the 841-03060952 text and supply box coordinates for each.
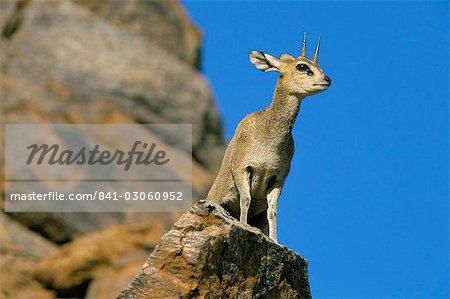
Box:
[9,191,185,201]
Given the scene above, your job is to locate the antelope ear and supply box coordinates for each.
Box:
[249,51,282,72]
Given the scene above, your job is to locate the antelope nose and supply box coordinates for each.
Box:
[324,75,332,84]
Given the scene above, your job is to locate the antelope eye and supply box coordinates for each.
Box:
[296,64,308,71]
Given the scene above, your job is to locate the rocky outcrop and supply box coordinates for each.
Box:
[0,211,176,299]
[84,253,150,299]
[1,0,224,243]
[0,256,56,299]
[0,212,58,258]
[118,201,312,299]
[33,222,167,298]
[74,0,202,69]
[1,0,224,172]
[0,212,57,299]
[0,1,226,298]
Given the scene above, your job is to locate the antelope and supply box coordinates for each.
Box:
[207,33,331,242]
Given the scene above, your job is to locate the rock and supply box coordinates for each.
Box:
[5,125,212,243]
[33,222,167,298]
[5,211,123,244]
[74,0,202,69]
[0,212,57,299]
[84,253,149,299]
[0,0,28,39]
[0,1,231,298]
[1,0,224,171]
[1,0,224,243]
[0,255,56,299]
[117,201,312,299]
[0,211,58,257]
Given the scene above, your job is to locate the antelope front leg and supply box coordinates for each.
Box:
[234,168,252,224]
[267,187,282,242]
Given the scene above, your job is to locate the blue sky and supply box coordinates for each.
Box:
[182,1,449,298]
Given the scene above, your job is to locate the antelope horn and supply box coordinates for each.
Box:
[300,32,307,58]
[312,37,320,63]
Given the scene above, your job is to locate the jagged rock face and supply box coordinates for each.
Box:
[1,0,224,243]
[118,201,312,299]
[0,1,226,298]
[1,0,224,171]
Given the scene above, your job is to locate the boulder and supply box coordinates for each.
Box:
[74,0,202,69]
[0,256,55,299]
[117,201,312,299]
[1,0,224,171]
[1,0,224,243]
[33,222,167,298]
[0,212,57,299]
[0,211,58,257]
[84,253,149,299]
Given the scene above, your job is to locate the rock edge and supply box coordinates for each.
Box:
[117,201,311,299]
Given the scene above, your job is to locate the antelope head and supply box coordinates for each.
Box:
[249,33,332,97]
